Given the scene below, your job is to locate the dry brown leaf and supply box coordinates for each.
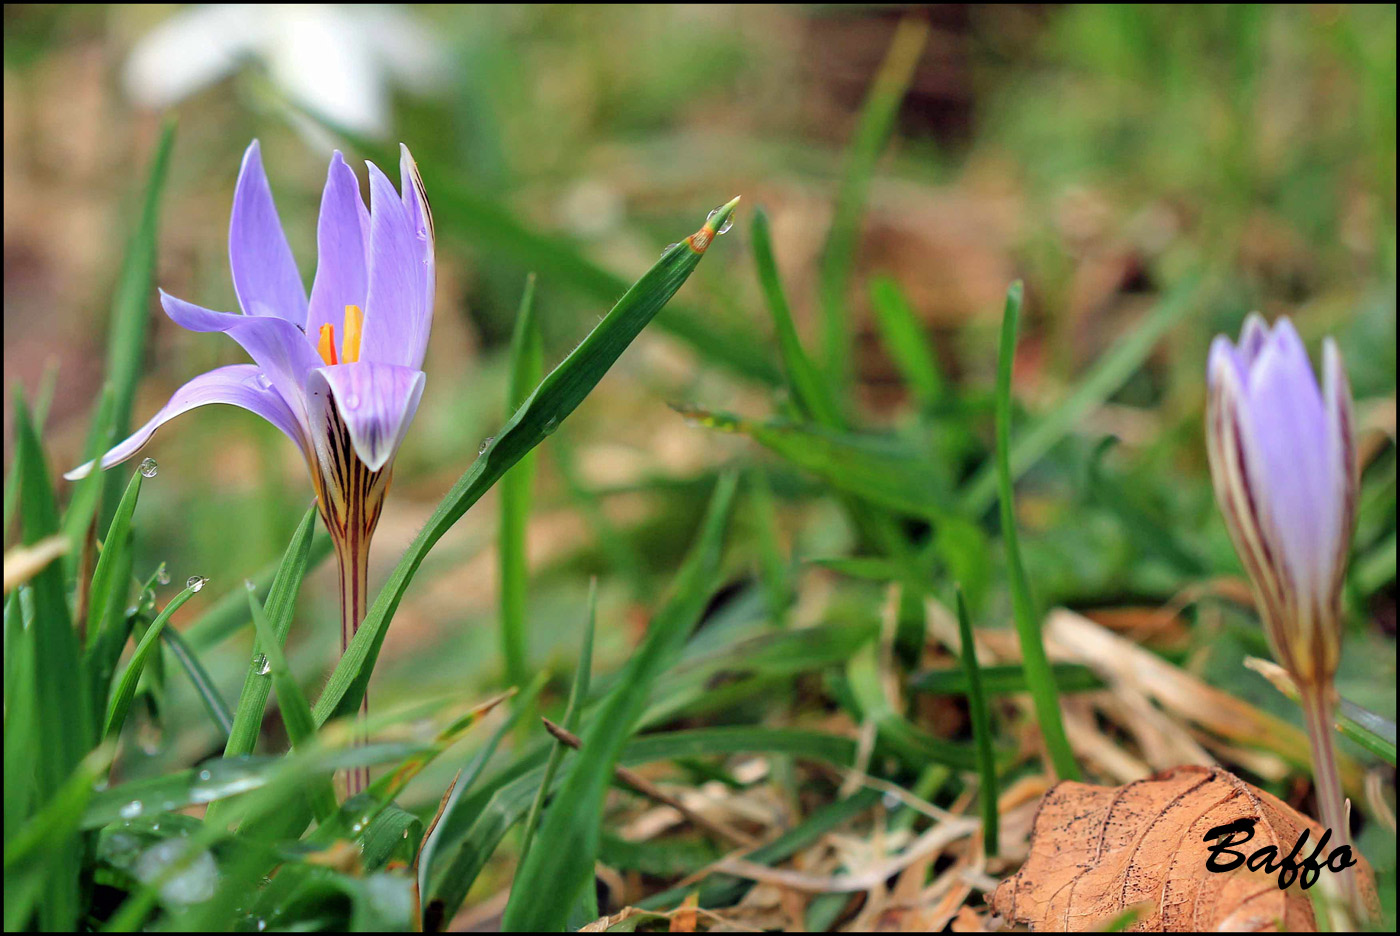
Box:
[992,766,1377,932]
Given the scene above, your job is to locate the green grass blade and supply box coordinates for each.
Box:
[1339,699,1397,766]
[312,199,741,731]
[11,394,89,931]
[159,625,233,739]
[960,273,1201,515]
[674,406,949,521]
[181,527,332,652]
[869,276,944,408]
[818,17,929,388]
[518,580,597,867]
[2,366,57,544]
[104,581,199,739]
[425,726,856,930]
[751,206,842,426]
[845,641,981,771]
[219,504,319,758]
[954,587,998,857]
[59,385,115,584]
[994,282,1079,781]
[500,274,542,689]
[747,467,792,627]
[244,582,337,822]
[640,620,877,727]
[99,121,175,529]
[501,474,738,931]
[84,467,145,642]
[909,661,1105,695]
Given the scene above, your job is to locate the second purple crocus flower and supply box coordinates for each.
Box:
[1205,313,1363,915]
[69,141,435,792]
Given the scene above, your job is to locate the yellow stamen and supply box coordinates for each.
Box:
[317,323,338,365]
[342,304,364,363]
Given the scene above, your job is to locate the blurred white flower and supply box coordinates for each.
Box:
[124,4,447,137]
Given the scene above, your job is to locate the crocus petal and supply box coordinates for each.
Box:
[1321,337,1357,594]
[1237,312,1269,368]
[65,365,303,480]
[161,291,322,426]
[229,140,308,322]
[399,143,435,359]
[307,361,424,473]
[359,161,427,369]
[307,151,371,345]
[1245,319,1336,606]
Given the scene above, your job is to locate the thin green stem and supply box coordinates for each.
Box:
[995,281,1079,781]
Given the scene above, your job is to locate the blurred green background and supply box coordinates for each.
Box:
[3,3,1395,920]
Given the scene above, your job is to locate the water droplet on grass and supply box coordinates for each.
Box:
[155,566,170,585]
[139,458,158,478]
[255,654,271,676]
[120,801,143,819]
[706,205,734,235]
[479,437,494,454]
[186,576,207,593]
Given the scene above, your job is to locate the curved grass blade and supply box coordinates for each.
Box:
[747,467,793,628]
[104,582,200,739]
[870,276,945,409]
[818,16,929,388]
[84,467,144,641]
[501,474,738,931]
[59,385,115,586]
[909,661,1104,696]
[751,206,841,426]
[160,626,233,738]
[424,726,857,930]
[219,504,318,758]
[845,641,981,771]
[243,582,337,823]
[954,586,998,857]
[500,273,542,689]
[993,282,1078,781]
[312,199,742,731]
[673,405,949,521]
[2,364,56,543]
[518,580,596,867]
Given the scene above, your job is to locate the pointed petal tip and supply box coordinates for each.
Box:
[63,461,94,482]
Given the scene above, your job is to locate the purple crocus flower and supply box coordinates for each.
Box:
[68,141,433,791]
[1204,314,1355,686]
[1205,313,1364,911]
